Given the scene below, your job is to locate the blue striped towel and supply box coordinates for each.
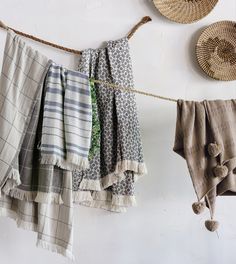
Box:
[40,63,92,171]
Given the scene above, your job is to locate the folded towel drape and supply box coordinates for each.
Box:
[73,37,147,212]
[0,30,75,259]
[174,99,236,231]
[0,29,51,190]
[40,63,92,171]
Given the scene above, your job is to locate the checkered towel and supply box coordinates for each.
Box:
[0,29,50,191]
[40,63,92,171]
[0,171,74,259]
[0,30,74,259]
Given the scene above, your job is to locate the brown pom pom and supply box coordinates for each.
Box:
[192,202,205,215]
[208,143,222,157]
[205,220,219,232]
[213,165,228,178]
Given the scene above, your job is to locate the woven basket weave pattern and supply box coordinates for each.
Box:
[196,21,236,81]
[153,0,218,24]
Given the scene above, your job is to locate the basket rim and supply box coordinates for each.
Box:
[153,0,219,24]
[195,20,236,81]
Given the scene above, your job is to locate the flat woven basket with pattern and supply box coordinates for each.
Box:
[196,21,236,81]
[153,0,218,24]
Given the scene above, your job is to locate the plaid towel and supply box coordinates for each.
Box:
[174,99,236,228]
[40,63,92,171]
[0,29,50,191]
[0,30,74,259]
[73,37,147,212]
[0,171,74,259]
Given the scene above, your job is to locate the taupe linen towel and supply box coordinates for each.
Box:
[174,99,236,231]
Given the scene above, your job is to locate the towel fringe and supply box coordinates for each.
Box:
[92,191,137,207]
[0,208,74,259]
[2,169,21,195]
[35,192,64,204]
[77,160,147,192]
[78,179,102,191]
[0,208,38,231]
[1,187,64,204]
[73,191,93,203]
[40,155,89,171]
[3,188,36,201]
[75,190,137,212]
[102,160,147,188]
[79,200,127,213]
[36,240,75,260]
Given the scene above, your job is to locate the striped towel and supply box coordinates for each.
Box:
[40,63,92,171]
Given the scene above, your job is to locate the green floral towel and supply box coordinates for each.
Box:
[89,79,101,160]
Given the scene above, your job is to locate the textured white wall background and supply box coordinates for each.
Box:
[0,1,236,263]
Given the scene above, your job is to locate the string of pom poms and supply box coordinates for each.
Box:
[0,17,177,103]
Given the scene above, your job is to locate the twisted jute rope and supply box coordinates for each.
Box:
[0,17,151,55]
[92,79,177,103]
[0,17,177,103]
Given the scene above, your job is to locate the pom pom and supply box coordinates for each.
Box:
[208,143,222,157]
[192,201,205,215]
[213,165,228,178]
[205,220,219,232]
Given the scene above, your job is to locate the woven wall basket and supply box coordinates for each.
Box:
[153,0,218,24]
[196,21,236,81]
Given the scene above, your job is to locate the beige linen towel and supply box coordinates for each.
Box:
[174,99,236,231]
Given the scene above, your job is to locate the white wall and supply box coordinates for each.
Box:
[0,1,236,263]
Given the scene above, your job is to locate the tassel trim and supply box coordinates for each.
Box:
[40,154,89,171]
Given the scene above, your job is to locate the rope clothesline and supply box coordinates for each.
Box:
[92,79,177,102]
[0,17,177,103]
[0,17,152,55]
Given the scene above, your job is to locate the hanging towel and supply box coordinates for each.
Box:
[88,79,100,160]
[174,99,236,231]
[40,62,92,171]
[0,30,74,259]
[0,29,51,191]
[73,37,147,212]
[0,171,74,260]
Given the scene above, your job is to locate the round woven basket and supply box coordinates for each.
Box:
[153,0,218,24]
[196,21,236,81]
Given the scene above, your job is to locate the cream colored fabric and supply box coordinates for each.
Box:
[0,30,74,259]
[0,30,50,190]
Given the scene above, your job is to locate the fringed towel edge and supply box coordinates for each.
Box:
[73,190,137,212]
[40,155,89,171]
[1,169,21,197]
[1,188,64,204]
[77,160,147,191]
[36,240,75,261]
